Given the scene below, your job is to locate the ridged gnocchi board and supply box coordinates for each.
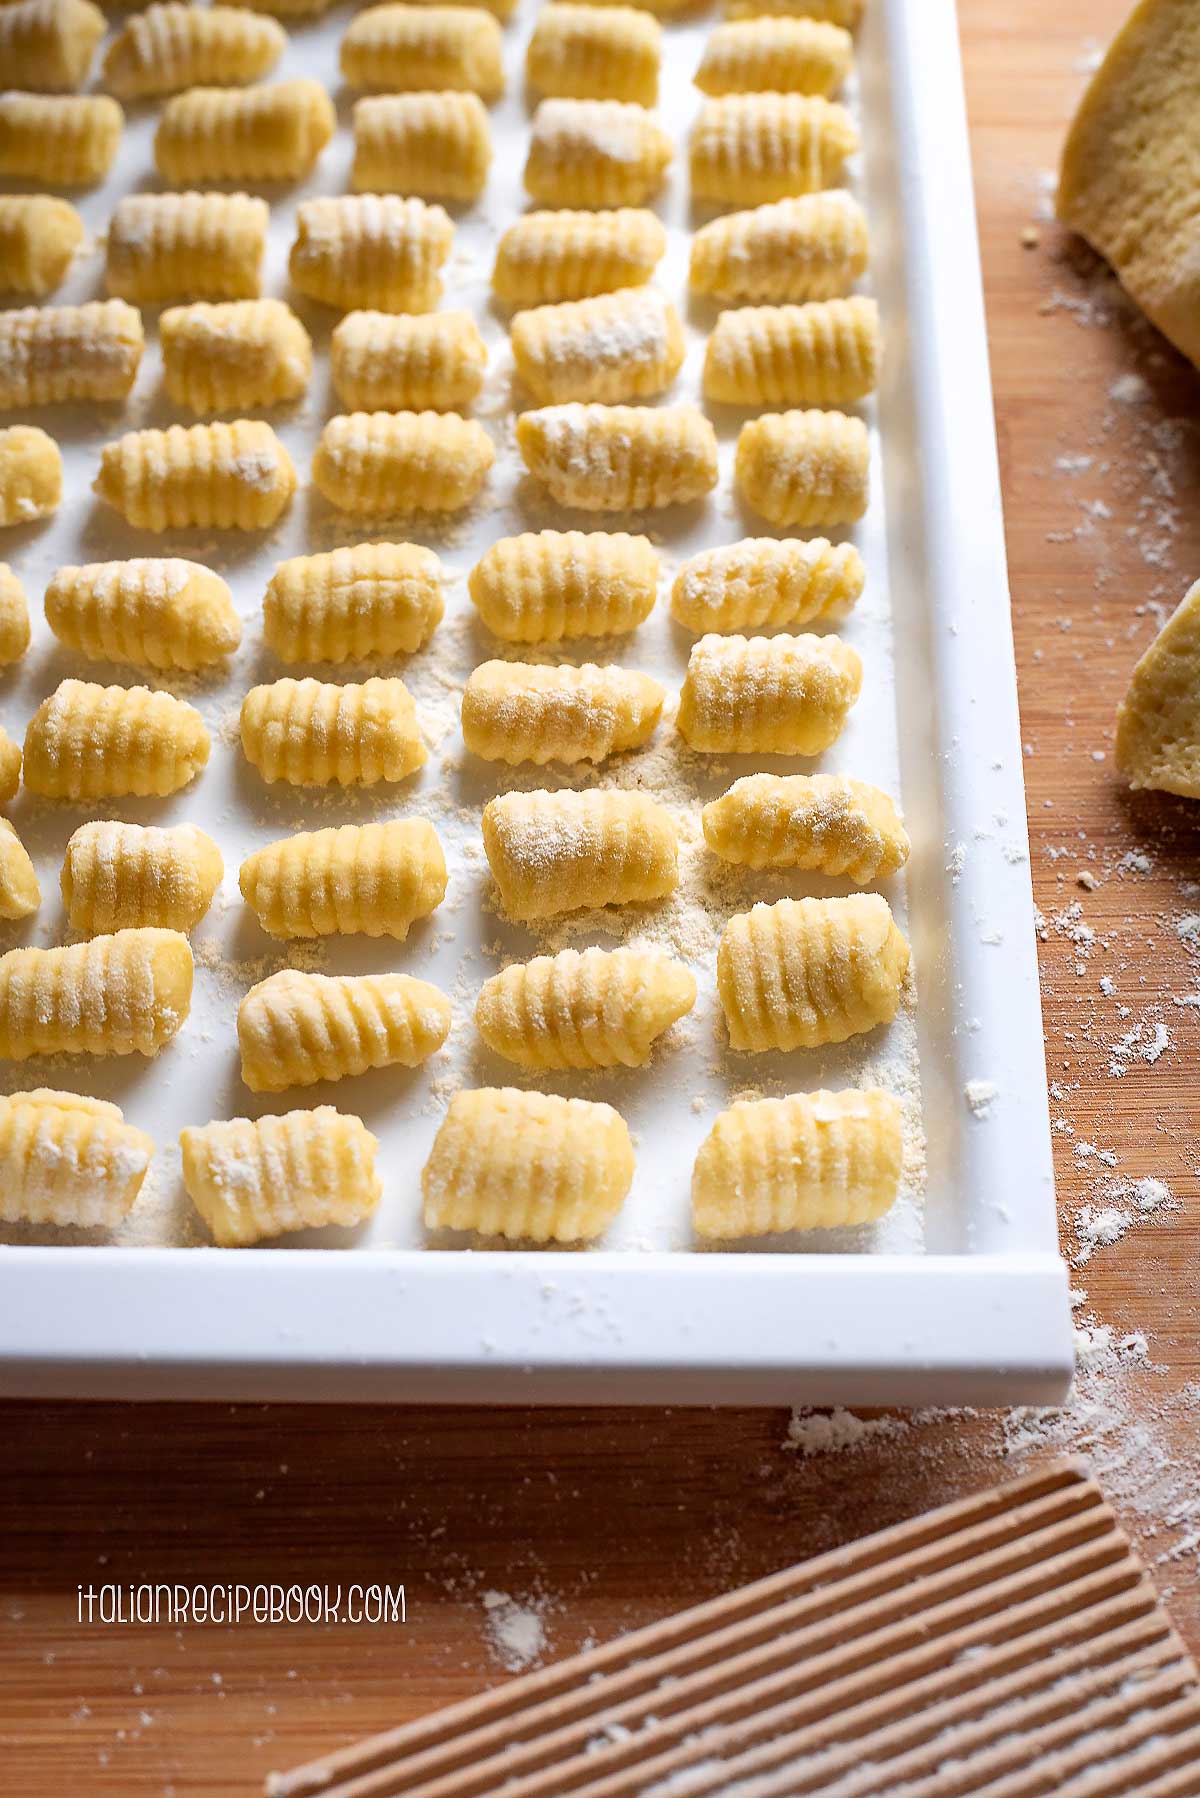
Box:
[0,0,1073,1402]
[270,1462,1200,1798]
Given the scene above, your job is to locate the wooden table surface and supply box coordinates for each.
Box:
[5,3,1200,1791]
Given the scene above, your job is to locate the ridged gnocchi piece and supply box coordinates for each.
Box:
[0,93,122,186]
[690,192,869,303]
[558,0,686,12]
[331,311,486,412]
[517,403,718,511]
[103,5,285,98]
[180,1108,381,1247]
[0,0,105,94]
[0,195,83,296]
[527,5,661,107]
[511,288,684,405]
[160,299,312,415]
[483,788,678,921]
[695,18,852,97]
[476,945,695,1070]
[341,5,504,99]
[44,559,241,673]
[351,91,490,200]
[703,774,909,881]
[671,536,863,634]
[463,661,664,765]
[61,821,223,935]
[526,99,672,206]
[693,1087,902,1239]
[0,928,194,1059]
[717,893,910,1052]
[237,0,340,15]
[0,820,39,920]
[155,79,335,184]
[726,0,863,23]
[238,969,451,1092]
[240,819,447,940]
[106,192,268,303]
[313,411,493,515]
[705,296,880,407]
[422,1087,634,1242]
[690,95,858,207]
[0,302,144,410]
[0,1089,155,1229]
[94,419,296,531]
[493,208,666,306]
[23,680,211,800]
[239,676,426,787]
[736,408,869,527]
[263,543,444,664]
[469,530,658,642]
[0,425,61,526]
[289,195,454,314]
[0,564,30,665]
[677,632,861,755]
[0,727,22,801]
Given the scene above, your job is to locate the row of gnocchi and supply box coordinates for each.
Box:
[0,1080,900,1247]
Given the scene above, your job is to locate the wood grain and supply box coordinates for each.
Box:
[3,3,1199,1793]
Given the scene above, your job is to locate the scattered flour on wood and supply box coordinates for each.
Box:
[481,1591,548,1673]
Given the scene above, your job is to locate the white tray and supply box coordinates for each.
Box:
[0,0,1073,1404]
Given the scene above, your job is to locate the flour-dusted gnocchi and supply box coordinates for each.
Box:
[290,195,454,315]
[313,411,494,514]
[736,408,869,527]
[483,788,678,921]
[703,774,910,881]
[351,91,491,199]
[263,542,445,664]
[726,0,863,21]
[526,99,672,207]
[0,195,83,296]
[238,969,451,1092]
[0,93,122,186]
[106,192,269,303]
[705,297,880,407]
[692,1087,902,1239]
[180,1108,381,1247]
[341,5,504,99]
[511,288,684,405]
[527,5,662,106]
[0,565,30,666]
[0,929,194,1059]
[493,208,666,306]
[671,536,863,634]
[0,425,61,526]
[23,680,211,799]
[0,821,39,920]
[94,420,296,531]
[690,192,869,303]
[331,311,486,412]
[0,0,105,94]
[61,821,223,935]
[0,729,21,801]
[677,632,861,755]
[0,1090,156,1230]
[104,5,284,99]
[717,894,910,1053]
[240,819,447,940]
[690,94,858,207]
[476,946,695,1070]
[517,404,718,510]
[160,299,312,415]
[462,661,665,765]
[239,676,426,787]
[44,559,241,673]
[695,17,852,97]
[0,302,144,411]
[469,530,658,642]
[238,0,340,15]
[155,79,335,184]
[422,1087,634,1242]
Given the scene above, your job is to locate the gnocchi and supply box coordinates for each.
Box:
[526,5,662,107]
[94,420,296,531]
[511,288,684,405]
[0,929,194,1059]
[671,536,864,633]
[0,301,144,410]
[735,408,869,527]
[0,425,61,526]
[677,632,861,755]
[160,299,311,415]
[0,92,122,186]
[180,1109,381,1247]
[525,99,672,207]
[238,969,451,1092]
[476,946,695,1070]
[351,91,491,200]
[0,195,83,296]
[462,661,665,765]
[516,403,718,510]
[0,820,39,920]
[263,543,445,664]
[23,680,211,800]
[492,208,666,306]
[704,296,880,406]
[695,17,853,98]
[106,191,269,303]
[61,821,223,935]
[155,79,335,184]
[690,94,858,206]
[482,788,678,920]
[313,411,493,515]
[0,1090,155,1230]
[289,194,454,314]
[341,5,504,100]
[44,558,241,673]
[239,676,426,787]
[239,819,447,940]
[469,530,658,642]
[0,0,105,94]
[103,5,285,99]
[331,310,486,413]
[0,563,30,665]
[702,774,910,881]
[0,728,22,801]
[690,192,869,303]
[726,0,863,22]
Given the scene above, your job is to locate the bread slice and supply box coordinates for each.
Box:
[1116,578,1200,795]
